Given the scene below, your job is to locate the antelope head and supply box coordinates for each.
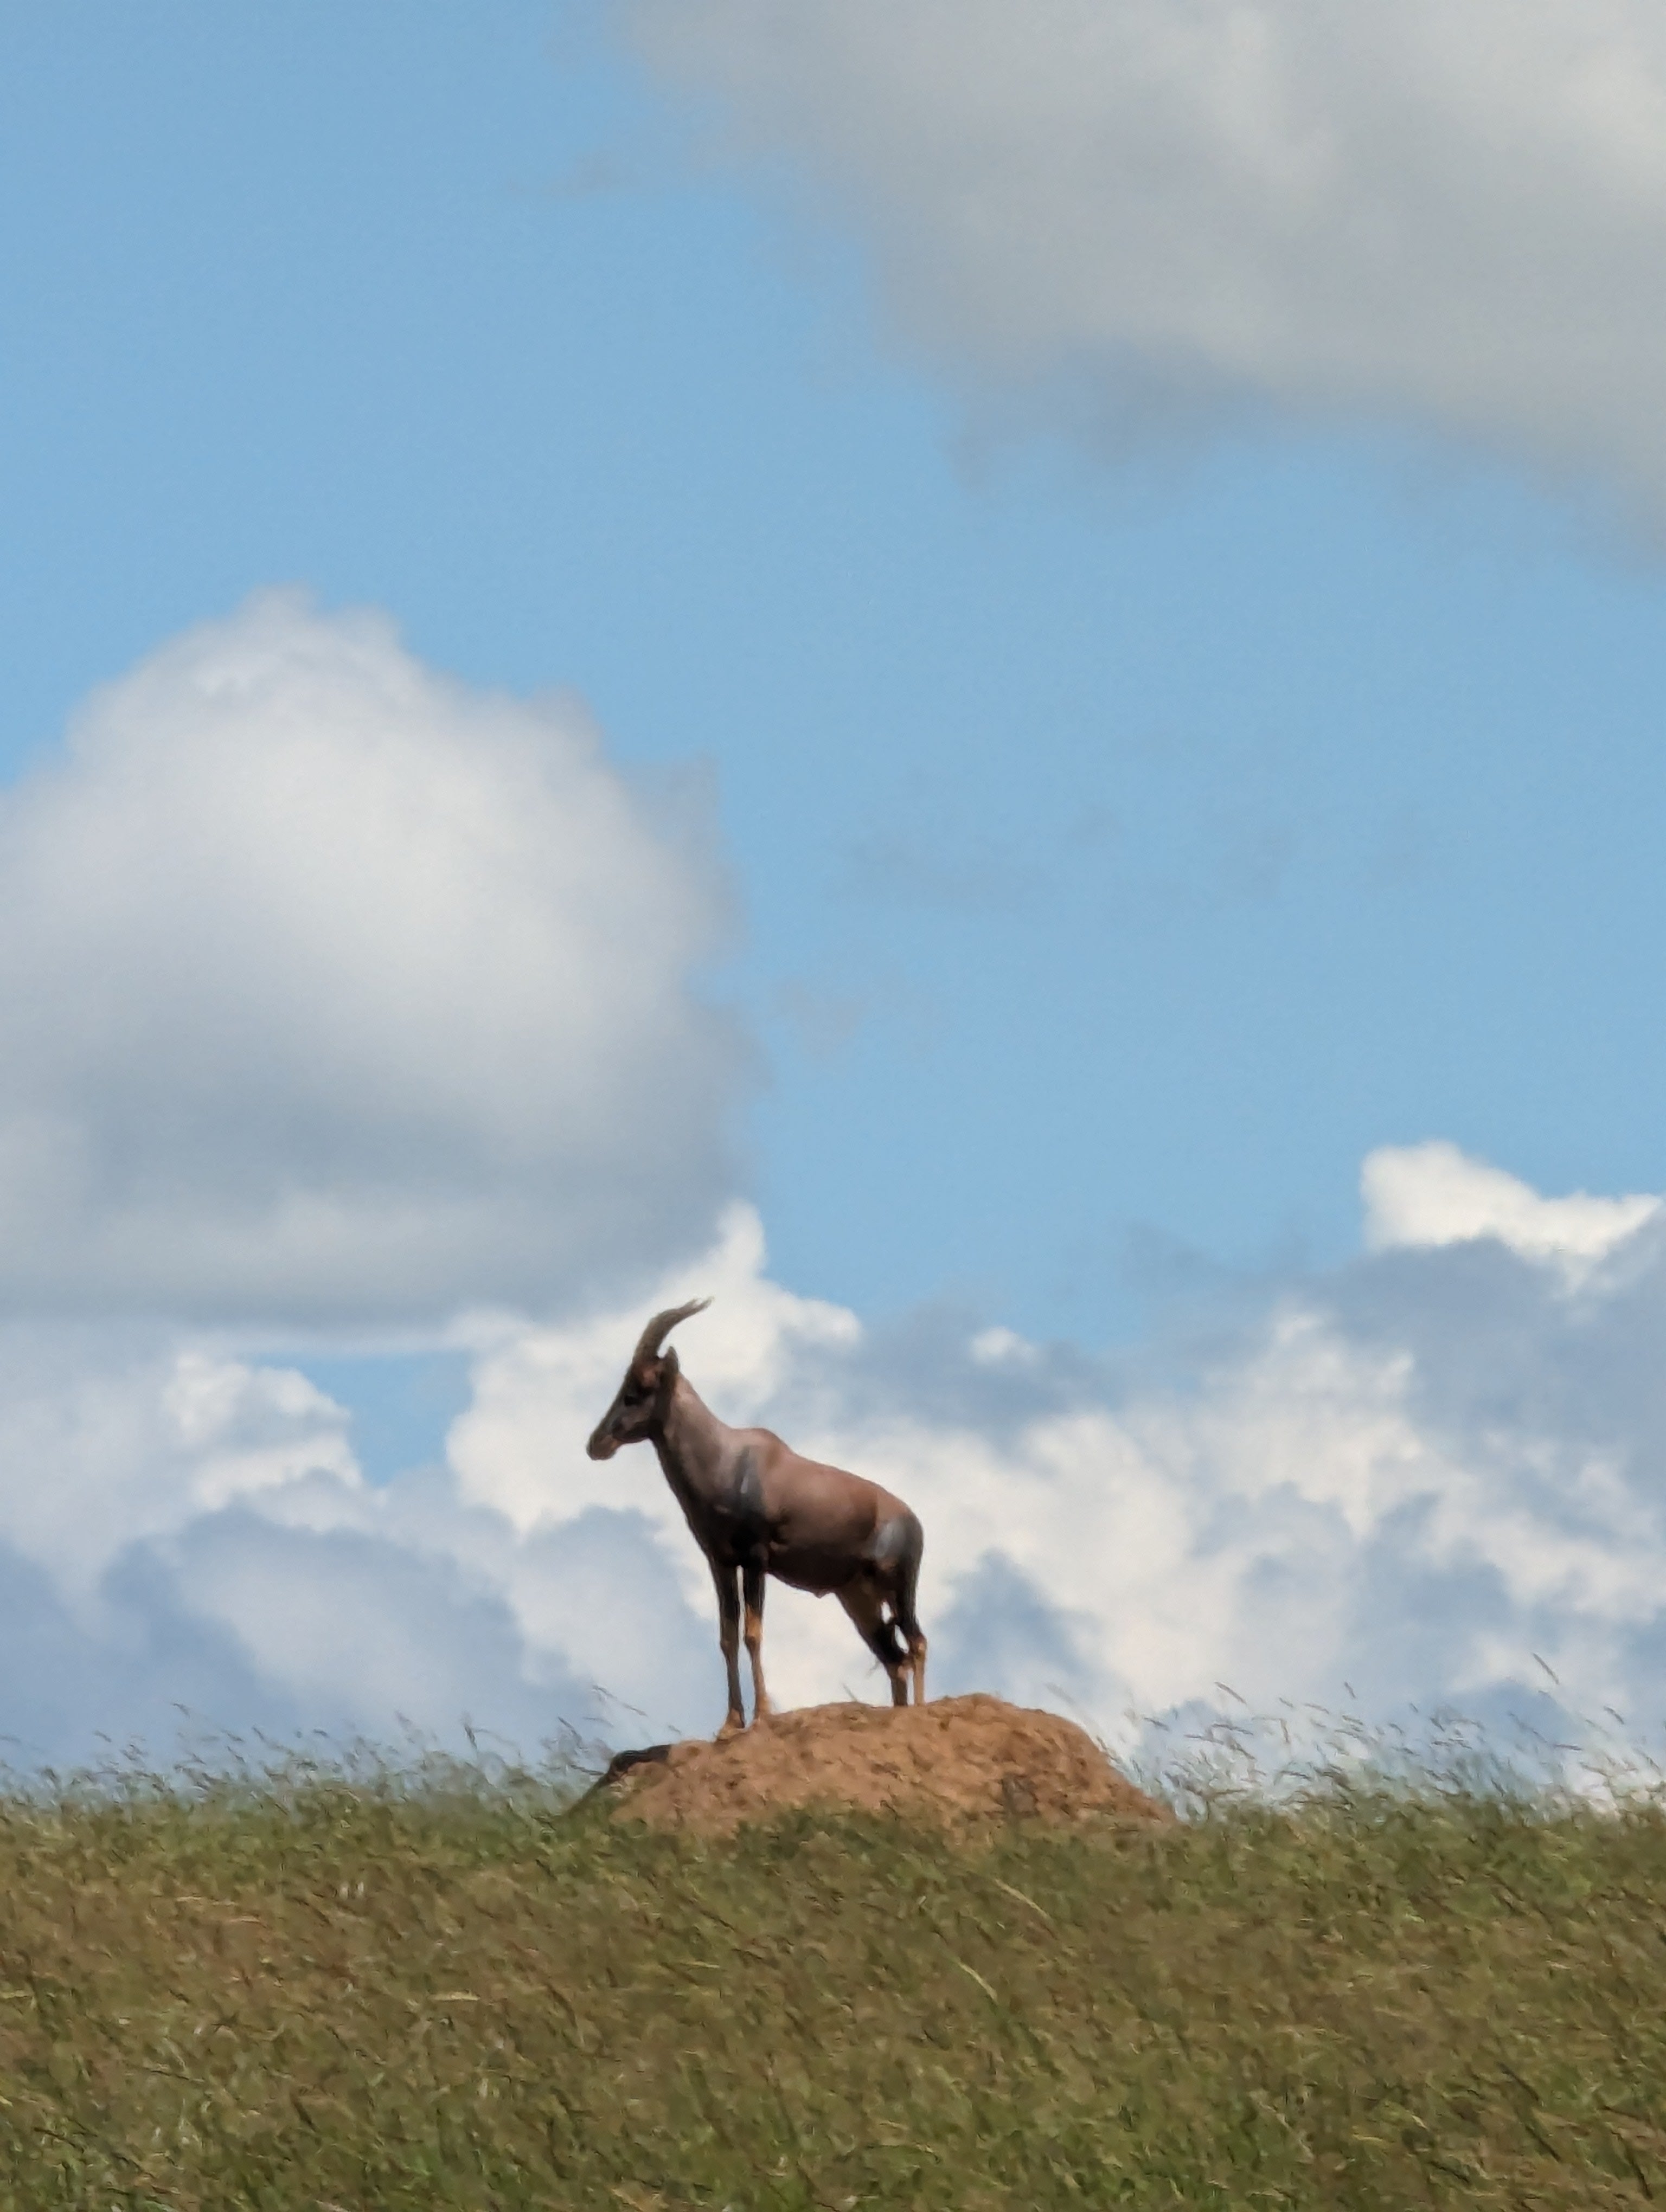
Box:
[585,1298,710,1460]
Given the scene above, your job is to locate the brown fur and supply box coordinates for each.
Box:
[587,1301,927,1735]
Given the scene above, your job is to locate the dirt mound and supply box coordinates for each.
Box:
[598,1694,1172,1834]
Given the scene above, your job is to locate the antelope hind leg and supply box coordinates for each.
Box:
[892,1533,927,1707]
[836,1580,909,1706]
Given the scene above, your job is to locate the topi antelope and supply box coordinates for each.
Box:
[586,1299,927,1736]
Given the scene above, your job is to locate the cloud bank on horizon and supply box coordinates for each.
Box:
[4,1123,1666,1763]
[630,0,1666,515]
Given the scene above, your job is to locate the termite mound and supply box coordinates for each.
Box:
[595,1693,1171,1835]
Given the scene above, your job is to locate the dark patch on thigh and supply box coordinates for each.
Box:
[734,1447,765,1521]
[710,1447,769,1557]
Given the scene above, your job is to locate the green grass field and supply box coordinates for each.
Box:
[0,1745,1663,2209]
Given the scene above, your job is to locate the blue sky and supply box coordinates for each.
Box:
[5,2,1666,1759]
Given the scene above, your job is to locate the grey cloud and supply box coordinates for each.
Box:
[1331,1230,1666,1477]
[742,1301,1107,1446]
[164,1510,600,1747]
[630,1,1666,523]
[930,1551,1099,1714]
[0,1512,613,1773]
[0,1538,328,1771]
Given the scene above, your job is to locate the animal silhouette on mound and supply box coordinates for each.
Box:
[587,1300,927,1737]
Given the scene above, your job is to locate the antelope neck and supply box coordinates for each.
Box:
[653,1376,730,1506]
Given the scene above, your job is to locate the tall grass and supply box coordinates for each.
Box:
[0,1729,1662,2208]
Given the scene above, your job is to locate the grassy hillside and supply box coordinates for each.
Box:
[0,1753,1662,2208]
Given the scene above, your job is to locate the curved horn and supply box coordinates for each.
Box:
[631,1296,712,1370]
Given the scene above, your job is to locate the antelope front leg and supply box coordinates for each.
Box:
[709,1559,746,1739]
[741,1560,773,1722]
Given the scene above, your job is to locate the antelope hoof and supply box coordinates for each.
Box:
[716,1712,746,1742]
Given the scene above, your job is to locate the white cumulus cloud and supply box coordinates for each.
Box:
[0,591,744,1324]
[631,0,1666,513]
[1362,1139,1661,1280]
